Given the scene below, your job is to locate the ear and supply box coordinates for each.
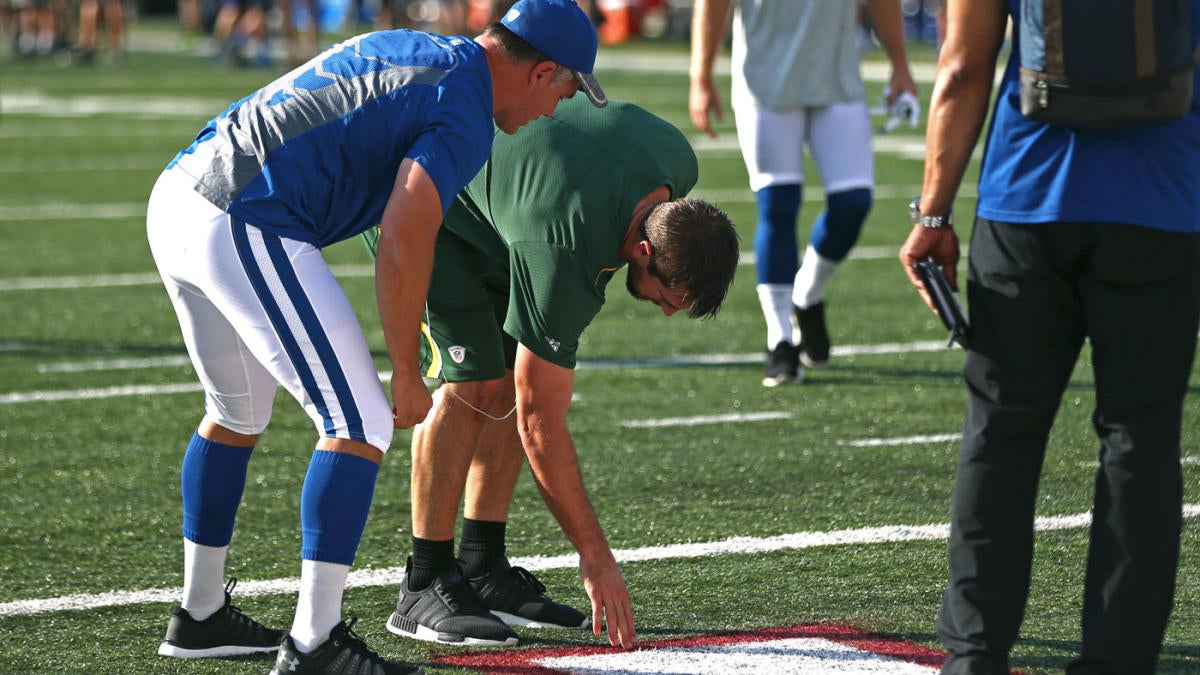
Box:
[635,239,654,258]
[528,60,557,86]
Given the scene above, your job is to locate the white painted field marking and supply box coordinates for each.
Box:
[3,504,1196,619]
[0,185,977,224]
[0,382,202,404]
[9,340,954,405]
[37,355,193,373]
[0,203,149,222]
[840,433,962,448]
[0,271,162,291]
[534,638,936,674]
[621,411,795,428]
[1079,456,1200,468]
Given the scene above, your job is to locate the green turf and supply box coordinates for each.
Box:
[1,19,1198,674]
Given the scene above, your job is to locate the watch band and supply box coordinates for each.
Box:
[909,196,952,229]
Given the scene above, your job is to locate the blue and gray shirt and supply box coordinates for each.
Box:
[168,29,496,247]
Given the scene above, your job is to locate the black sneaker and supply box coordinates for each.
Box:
[762,341,802,387]
[271,618,424,675]
[795,302,830,368]
[468,557,589,629]
[386,558,518,646]
[157,578,284,658]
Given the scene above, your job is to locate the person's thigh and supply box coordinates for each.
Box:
[147,170,278,436]
[806,100,874,194]
[152,175,391,451]
[423,230,510,383]
[1084,224,1200,448]
[730,92,807,192]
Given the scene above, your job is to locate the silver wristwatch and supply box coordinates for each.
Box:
[909,197,952,229]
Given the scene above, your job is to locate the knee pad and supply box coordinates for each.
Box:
[810,187,872,262]
[754,184,803,284]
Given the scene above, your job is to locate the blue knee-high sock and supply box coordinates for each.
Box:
[181,432,253,547]
[809,187,872,262]
[754,184,803,284]
[300,450,379,566]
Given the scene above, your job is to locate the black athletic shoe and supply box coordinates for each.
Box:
[271,618,424,675]
[158,578,284,658]
[468,557,589,629]
[762,341,802,387]
[386,558,518,646]
[795,302,830,368]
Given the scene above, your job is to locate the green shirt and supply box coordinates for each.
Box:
[443,97,699,368]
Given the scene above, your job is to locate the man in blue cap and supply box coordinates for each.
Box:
[147,1,604,674]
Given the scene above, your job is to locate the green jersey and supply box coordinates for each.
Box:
[438,97,699,371]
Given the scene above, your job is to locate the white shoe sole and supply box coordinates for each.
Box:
[761,369,805,387]
[385,612,518,646]
[491,610,590,630]
[157,641,279,658]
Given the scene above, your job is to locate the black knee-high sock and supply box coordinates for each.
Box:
[458,518,507,578]
[408,536,455,590]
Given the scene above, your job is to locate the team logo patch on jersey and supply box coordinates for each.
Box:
[448,346,467,363]
[546,337,561,353]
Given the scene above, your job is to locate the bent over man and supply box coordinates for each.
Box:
[146,1,605,673]
[364,96,740,649]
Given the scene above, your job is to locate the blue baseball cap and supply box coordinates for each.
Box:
[500,0,607,108]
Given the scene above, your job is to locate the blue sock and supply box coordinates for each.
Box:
[754,184,802,284]
[300,450,379,566]
[809,187,872,262]
[181,432,252,547]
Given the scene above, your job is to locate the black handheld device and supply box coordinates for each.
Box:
[913,259,969,348]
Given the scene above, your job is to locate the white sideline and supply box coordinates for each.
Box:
[0,245,922,292]
[2,340,952,405]
[3,504,1197,619]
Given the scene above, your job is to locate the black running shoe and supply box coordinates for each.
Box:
[468,557,589,629]
[271,618,424,675]
[386,558,518,646]
[795,302,830,368]
[762,341,802,387]
[158,578,284,658]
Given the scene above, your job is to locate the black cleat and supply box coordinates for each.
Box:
[468,557,588,629]
[795,302,830,368]
[271,618,424,675]
[762,341,802,387]
[158,578,284,659]
[386,558,518,646]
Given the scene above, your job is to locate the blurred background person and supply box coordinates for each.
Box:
[689,0,918,387]
[210,0,269,66]
[75,0,125,64]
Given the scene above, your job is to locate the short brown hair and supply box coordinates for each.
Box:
[643,199,740,319]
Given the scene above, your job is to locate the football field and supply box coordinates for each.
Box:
[2,21,1199,673]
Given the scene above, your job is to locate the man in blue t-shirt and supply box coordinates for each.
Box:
[145,1,607,673]
[900,1,1200,673]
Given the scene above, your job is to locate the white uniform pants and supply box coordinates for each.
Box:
[146,169,393,453]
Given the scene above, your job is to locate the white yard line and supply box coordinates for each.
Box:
[8,340,955,403]
[4,504,1196,619]
[840,433,962,448]
[621,411,796,428]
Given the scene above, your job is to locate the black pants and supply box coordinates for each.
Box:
[938,218,1200,675]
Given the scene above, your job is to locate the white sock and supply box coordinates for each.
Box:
[793,246,840,309]
[289,559,349,653]
[181,540,228,621]
[757,283,795,349]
